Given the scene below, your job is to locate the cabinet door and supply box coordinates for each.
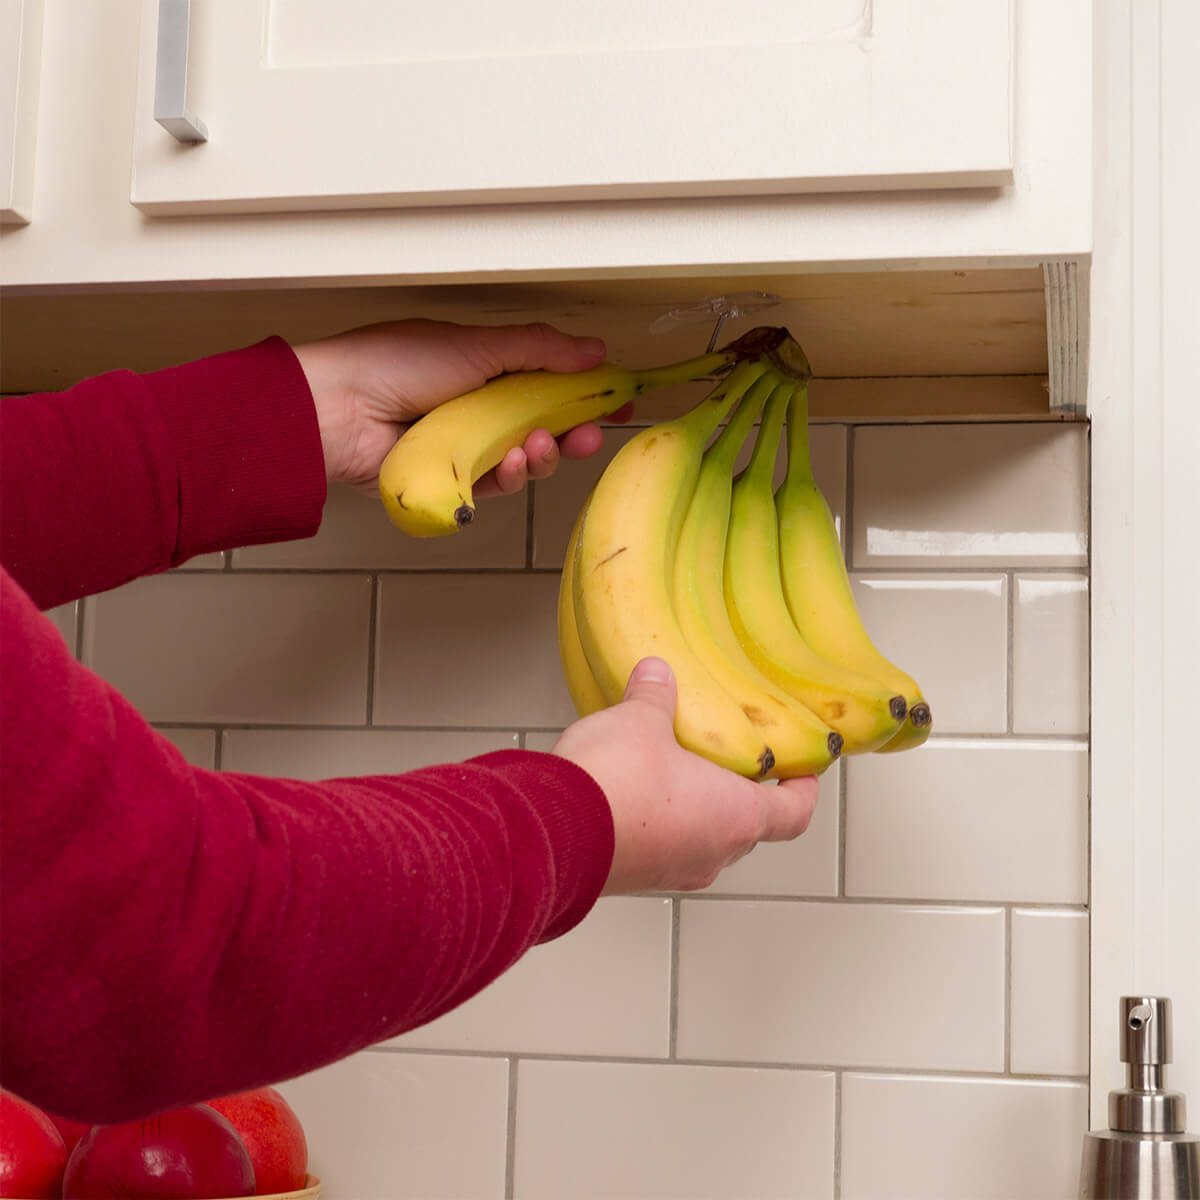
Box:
[1,0,44,224]
[130,0,1014,216]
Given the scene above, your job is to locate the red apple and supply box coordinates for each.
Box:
[206,1088,307,1195]
[0,1089,67,1199]
[45,1113,92,1157]
[63,1105,254,1199]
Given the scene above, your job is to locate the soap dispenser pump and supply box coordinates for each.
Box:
[1080,997,1200,1198]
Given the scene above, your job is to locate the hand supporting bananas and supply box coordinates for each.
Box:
[291,318,819,895]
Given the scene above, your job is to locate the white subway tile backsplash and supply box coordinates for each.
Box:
[45,602,77,653]
[234,483,526,569]
[394,897,671,1057]
[841,1073,1088,1200]
[677,901,1005,1070]
[374,575,573,727]
[222,728,519,779]
[1014,574,1089,734]
[277,1051,508,1200]
[852,424,1088,568]
[845,741,1087,903]
[521,731,563,753]
[514,1060,835,1200]
[851,574,1008,733]
[705,761,840,897]
[71,411,1092,1197]
[1011,910,1089,1077]
[155,727,217,769]
[83,574,371,724]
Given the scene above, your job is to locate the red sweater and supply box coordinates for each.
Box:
[0,338,614,1123]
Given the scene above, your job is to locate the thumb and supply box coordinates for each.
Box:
[621,657,678,721]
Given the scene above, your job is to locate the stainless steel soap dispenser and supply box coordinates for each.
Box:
[1080,997,1200,1199]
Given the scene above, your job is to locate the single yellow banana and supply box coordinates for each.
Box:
[777,384,932,752]
[573,361,776,778]
[379,327,793,537]
[673,373,841,777]
[725,386,907,753]
[558,492,607,717]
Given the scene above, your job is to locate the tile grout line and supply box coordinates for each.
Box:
[654,891,1087,911]
[524,485,536,570]
[1006,570,1016,733]
[668,899,681,1060]
[504,1057,518,1200]
[833,1070,844,1200]
[142,722,1087,743]
[158,563,1087,577]
[212,728,224,771]
[365,575,379,726]
[73,597,86,660]
[843,423,857,570]
[1004,905,1013,1074]
[372,1043,1089,1083]
[837,761,848,899]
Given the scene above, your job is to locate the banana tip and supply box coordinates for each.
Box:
[889,696,908,722]
[757,748,776,778]
[454,504,476,529]
[910,703,932,728]
[827,732,844,759]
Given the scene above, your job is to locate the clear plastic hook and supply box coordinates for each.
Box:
[650,291,783,351]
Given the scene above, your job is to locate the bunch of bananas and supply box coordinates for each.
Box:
[561,329,931,778]
[377,325,929,778]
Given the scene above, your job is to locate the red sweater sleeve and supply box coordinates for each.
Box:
[0,337,327,609]
[0,345,614,1123]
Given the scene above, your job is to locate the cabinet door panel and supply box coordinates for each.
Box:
[1,0,44,224]
[132,0,1014,215]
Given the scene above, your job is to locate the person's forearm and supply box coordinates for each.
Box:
[0,573,613,1121]
[0,338,325,609]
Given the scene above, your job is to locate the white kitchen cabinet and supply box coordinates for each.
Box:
[0,0,1087,291]
[0,0,44,223]
[130,0,1014,215]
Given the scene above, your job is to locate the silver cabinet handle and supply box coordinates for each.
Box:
[154,0,208,143]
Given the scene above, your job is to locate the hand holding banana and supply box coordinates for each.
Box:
[378,325,931,775]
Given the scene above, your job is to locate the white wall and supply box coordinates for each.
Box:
[1089,0,1200,1122]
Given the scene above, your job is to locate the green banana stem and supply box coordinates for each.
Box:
[783,381,815,487]
[707,371,778,471]
[744,377,794,485]
[632,349,741,392]
[630,324,810,393]
[674,360,768,444]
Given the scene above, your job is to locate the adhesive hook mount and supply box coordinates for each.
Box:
[650,291,783,351]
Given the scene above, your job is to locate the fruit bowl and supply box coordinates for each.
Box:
[12,1191,321,1200]
[215,1178,321,1200]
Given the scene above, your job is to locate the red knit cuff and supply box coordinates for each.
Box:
[469,749,614,941]
[142,337,327,563]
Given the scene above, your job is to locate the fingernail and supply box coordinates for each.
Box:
[635,656,672,684]
[578,337,606,360]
